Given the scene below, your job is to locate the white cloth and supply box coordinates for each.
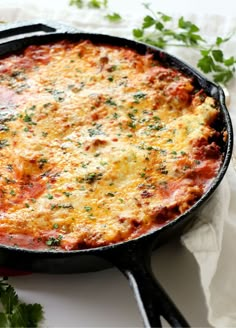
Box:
[0,2,236,327]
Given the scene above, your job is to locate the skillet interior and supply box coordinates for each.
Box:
[0,31,233,273]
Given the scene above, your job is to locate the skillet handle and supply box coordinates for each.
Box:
[105,241,190,328]
[0,20,79,42]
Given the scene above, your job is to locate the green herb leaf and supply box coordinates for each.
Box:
[142,15,155,29]
[197,55,214,73]
[69,0,83,8]
[84,172,103,184]
[178,17,199,32]
[63,191,72,197]
[216,36,223,46]
[88,0,103,8]
[0,140,9,149]
[0,278,43,328]
[46,235,63,246]
[0,313,9,327]
[132,28,144,38]
[105,12,122,22]
[159,12,172,22]
[213,70,234,84]
[46,194,53,200]
[224,56,236,66]
[1,285,18,314]
[10,303,29,327]
[21,303,43,327]
[84,206,92,212]
[155,21,164,31]
[69,0,107,8]
[212,49,224,62]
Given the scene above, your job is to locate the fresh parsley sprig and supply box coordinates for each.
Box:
[198,34,236,84]
[0,277,43,328]
[133,3,236,85]
[133,3,205,48]
[69,0,121,22]
[69,0,108,9]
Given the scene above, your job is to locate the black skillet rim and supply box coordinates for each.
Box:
[0,31,233,255]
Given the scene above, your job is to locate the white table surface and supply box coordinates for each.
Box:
[0,0,235,327]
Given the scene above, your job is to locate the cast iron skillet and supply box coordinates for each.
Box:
[0,21,233,327]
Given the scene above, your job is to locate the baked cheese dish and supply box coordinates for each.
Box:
[0,39,223,250]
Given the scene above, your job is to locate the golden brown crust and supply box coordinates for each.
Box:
[0,40,222,250]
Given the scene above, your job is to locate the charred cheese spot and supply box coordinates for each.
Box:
[0,40,223,250]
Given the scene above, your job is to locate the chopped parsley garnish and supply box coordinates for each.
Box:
[85,172,103,184]
[88,123,103,137]
[84,206,92,212]
[157,164,168,175]
[43,103,52,108]
[0,139,9,149]
[52,90,65,102]
[133,92,147,100]
[107,75,114,82]
[183,165,191,170]
[23,114,32,123]
[148,123,163,131]
[63,191,72,197]
[113,113,119,119]
[29,105,36,111]
[128,121,136,129]
[105,98,117,106]
[81,162,89,168]
[0,124,9,132]
[46,235,63,246]
[42,132,48,137]
[106,192,115,197]
[0,110,16,123]
[46,194,53,200]
[38,158,48,169]
[22,112,36,125]
[107,65,117,72]
[128,113,136,120]
[6,164,13,171]
[51,203,74,209]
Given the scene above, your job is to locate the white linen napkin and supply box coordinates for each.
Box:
[0,3,236,327]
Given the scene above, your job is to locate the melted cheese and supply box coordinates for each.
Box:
[0,40,223,250]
